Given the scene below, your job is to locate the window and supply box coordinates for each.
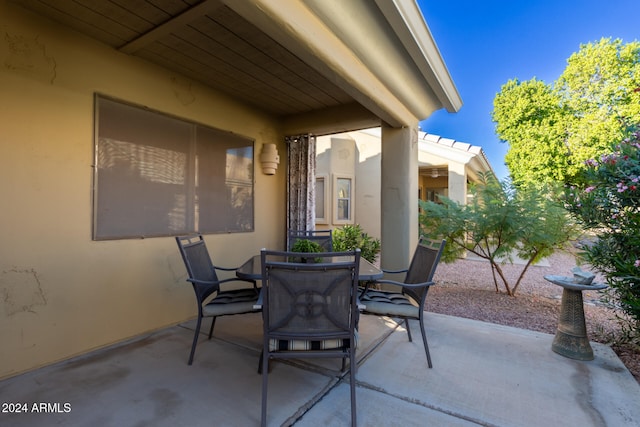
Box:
[333,175,353,224]
[93,95,254,240]
[315,174,328,224]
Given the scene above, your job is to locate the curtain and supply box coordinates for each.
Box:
[286,134,316,233]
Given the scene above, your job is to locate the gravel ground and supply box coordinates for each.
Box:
[428,249,640,384]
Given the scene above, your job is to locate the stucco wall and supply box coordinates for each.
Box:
[352,131,382,240]
[316,131,381,239]
[0,1,285,379]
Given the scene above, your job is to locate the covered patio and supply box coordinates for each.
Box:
[2,313,639,426]
[1,0,461,381]
[3,5,639,426]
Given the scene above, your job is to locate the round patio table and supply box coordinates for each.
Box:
[544,274,607,361]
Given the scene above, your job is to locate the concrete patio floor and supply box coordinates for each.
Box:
[1,312,639,426]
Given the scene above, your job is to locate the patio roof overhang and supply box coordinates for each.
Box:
[14,0,461,135]
[418,133,495,183]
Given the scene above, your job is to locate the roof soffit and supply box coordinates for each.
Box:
[374,0,462,113]
[224,0,420,127]
[11,0,460,132]
[302,0,447,119]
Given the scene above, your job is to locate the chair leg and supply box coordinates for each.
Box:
[258,352,273,374]
[261,350,269,427]
[208,316,217,339]
[404,318,413,342]
[349,349,357,427]
[419,315,433,368]
[188,315,203,366]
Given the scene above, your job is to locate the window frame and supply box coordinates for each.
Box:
[315,173,329,225]
[92,94,254,240]
[332,174,354,225]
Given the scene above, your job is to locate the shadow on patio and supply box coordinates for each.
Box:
[1,312,639,426]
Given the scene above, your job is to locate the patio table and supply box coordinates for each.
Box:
[236,254,383,309]
[237,254,382,282]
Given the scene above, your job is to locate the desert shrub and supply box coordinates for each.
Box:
[420,172,577,296]
[563,126,640,339]
[333,224,381,264]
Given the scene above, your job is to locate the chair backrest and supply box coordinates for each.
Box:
[402,239,446,305]
[288,229,333,251]
[176,234,220,301]
[261,249,360,341]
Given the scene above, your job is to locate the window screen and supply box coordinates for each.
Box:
[94,96,254,240]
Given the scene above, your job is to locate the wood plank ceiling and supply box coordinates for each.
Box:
[14,0,354,118]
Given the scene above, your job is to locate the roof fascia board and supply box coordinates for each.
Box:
[223,0,434,127]
[303,0,445,119]
[374,0,462,113]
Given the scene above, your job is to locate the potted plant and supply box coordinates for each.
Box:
[290,239,323,262]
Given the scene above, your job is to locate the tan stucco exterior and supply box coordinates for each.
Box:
[0,0,461,379]
[315,128,495,245]
[0,2,287,379]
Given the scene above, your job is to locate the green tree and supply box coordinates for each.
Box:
[494,78,572,184]
[419,173,577,296]
[493,38,640,186]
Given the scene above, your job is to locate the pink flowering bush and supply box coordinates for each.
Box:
[564,126,640,337]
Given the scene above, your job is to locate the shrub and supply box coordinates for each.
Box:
[333,224,381,264]
[420,172,578,296]
[563,126,640,338]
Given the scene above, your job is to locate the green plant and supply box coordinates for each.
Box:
[290,239,323,262]
[493,38,640,186]
[333,224,381,264]
[419,172,578,296]
[563,125,640,338]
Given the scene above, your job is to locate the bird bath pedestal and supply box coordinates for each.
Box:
[544,271,607,361]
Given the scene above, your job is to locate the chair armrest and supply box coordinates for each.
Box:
[212,265,257,288]
[218,277,260,291]
[212,264,240,272]
[381,268,408,275]
[187,278,221,286]
[187,277,254,287]
[373,279,436,289]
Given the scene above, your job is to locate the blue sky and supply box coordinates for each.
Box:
[417,0,640,180]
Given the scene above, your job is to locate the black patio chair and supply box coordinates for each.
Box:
[175,234,260,365]
[359,238,445,368]
[287,229,333,251]
[260,249,360,427]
